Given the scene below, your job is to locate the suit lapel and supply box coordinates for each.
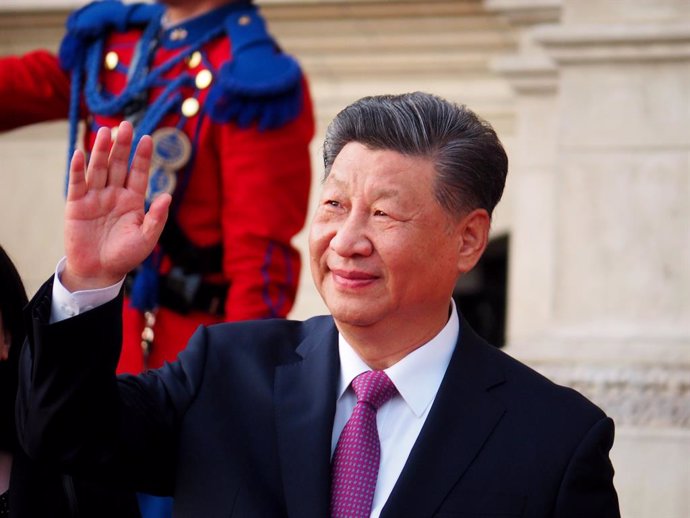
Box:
[274,317,340,518]
[381,320,507,518]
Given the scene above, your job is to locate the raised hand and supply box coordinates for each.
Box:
[62,121,171,291]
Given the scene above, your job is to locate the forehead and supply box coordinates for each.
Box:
[325,142,435,193]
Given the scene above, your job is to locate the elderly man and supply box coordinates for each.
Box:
[17,92,620,518]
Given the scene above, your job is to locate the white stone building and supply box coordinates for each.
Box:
[0,1,688,516]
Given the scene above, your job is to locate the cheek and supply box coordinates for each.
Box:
[307,238,324,288]
[308,223,330,264]
[382,233,442,278]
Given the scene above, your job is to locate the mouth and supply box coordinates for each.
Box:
[329,268,379,289]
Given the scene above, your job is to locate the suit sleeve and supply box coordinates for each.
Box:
[0,50,71,131]
[218,78,315,320]
[553,416,621,518]
[15,277,210,494]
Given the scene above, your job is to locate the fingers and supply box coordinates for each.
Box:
[126,134,153,196]
[107,121,134,188]
[66,149,87,202]
[85,126,113,190]
[85,121,135,190]
[142,192,171,243]
[76,121,154,203]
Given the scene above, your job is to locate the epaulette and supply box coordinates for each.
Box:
[59,0,163,71]
[206,5,304,131]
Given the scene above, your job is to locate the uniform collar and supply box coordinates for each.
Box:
[160,0,254,49]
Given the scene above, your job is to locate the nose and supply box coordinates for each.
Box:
[329,212,373,257]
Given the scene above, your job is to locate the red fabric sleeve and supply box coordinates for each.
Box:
[0,50,71,132]
[219,83,315,320]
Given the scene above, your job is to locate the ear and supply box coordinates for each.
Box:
[456,208,491,275]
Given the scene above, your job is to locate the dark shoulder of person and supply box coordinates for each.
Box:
[10,447,141,518]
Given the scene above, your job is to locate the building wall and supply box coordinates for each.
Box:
[0,8,71,294]
[0,1,688,516]
[487,1,690,516]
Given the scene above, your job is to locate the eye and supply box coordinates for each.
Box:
[373,209,388,217]
[326,200,341,208]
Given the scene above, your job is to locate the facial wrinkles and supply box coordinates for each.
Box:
[315,144,444,265]
[332,171,422,226]
[324,190,392,263]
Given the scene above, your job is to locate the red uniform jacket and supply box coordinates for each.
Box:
[0,2,315,373]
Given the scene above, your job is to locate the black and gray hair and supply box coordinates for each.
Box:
[322,92,508,218]
[0,245,28,452]
[0,245,27,349]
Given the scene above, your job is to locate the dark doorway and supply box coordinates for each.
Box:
[452,234,508,348]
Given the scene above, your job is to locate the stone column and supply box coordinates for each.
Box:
[485,0,561,340]
[488,1,690,516]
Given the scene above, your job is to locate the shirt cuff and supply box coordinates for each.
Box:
[50,257,125,324]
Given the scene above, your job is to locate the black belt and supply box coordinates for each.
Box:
[129,220,227,315]
[160,270,227,316]
[126,268,228,316]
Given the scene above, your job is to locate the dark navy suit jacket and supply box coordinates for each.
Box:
[17,279,620,517]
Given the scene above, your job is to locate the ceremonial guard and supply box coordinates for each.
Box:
[0,0,315,374]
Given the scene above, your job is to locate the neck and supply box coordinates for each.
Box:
[336,310,450,370]
[164,0,237,25]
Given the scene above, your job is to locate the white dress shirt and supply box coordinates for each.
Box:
[332,303,458,518]
[51,259,459,517]
[50,257,124,323]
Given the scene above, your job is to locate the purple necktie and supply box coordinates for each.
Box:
[330,370,398,518]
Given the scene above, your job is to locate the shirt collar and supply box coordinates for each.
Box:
[337,300,459,417]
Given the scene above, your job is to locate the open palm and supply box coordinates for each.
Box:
[62,121,170,291]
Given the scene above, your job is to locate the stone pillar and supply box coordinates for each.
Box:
[485,0,561,340]
[488,1,690,516]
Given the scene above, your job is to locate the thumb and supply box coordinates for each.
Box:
[142,193,171,244]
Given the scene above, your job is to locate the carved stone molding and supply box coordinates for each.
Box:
[484,0,561,26]
[534,23,690,63]
[533,363,690,428]
[0,1,72,11]
[265,0,516,78]
[491,54,557,93]
[483,1,562,94]
[261,0,518,134]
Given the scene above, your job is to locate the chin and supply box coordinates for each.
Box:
[327,304,380,328]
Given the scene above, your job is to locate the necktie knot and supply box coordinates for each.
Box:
[351,370,397,410]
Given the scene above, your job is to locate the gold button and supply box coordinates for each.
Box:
[238,15,251,26]
[144,311,156,327]
[104,51,119,70]
[141,327,154,343]
[187,51,202,69]
[181,97,200,117]
[170,28,188,41]
[195,69,213,90]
